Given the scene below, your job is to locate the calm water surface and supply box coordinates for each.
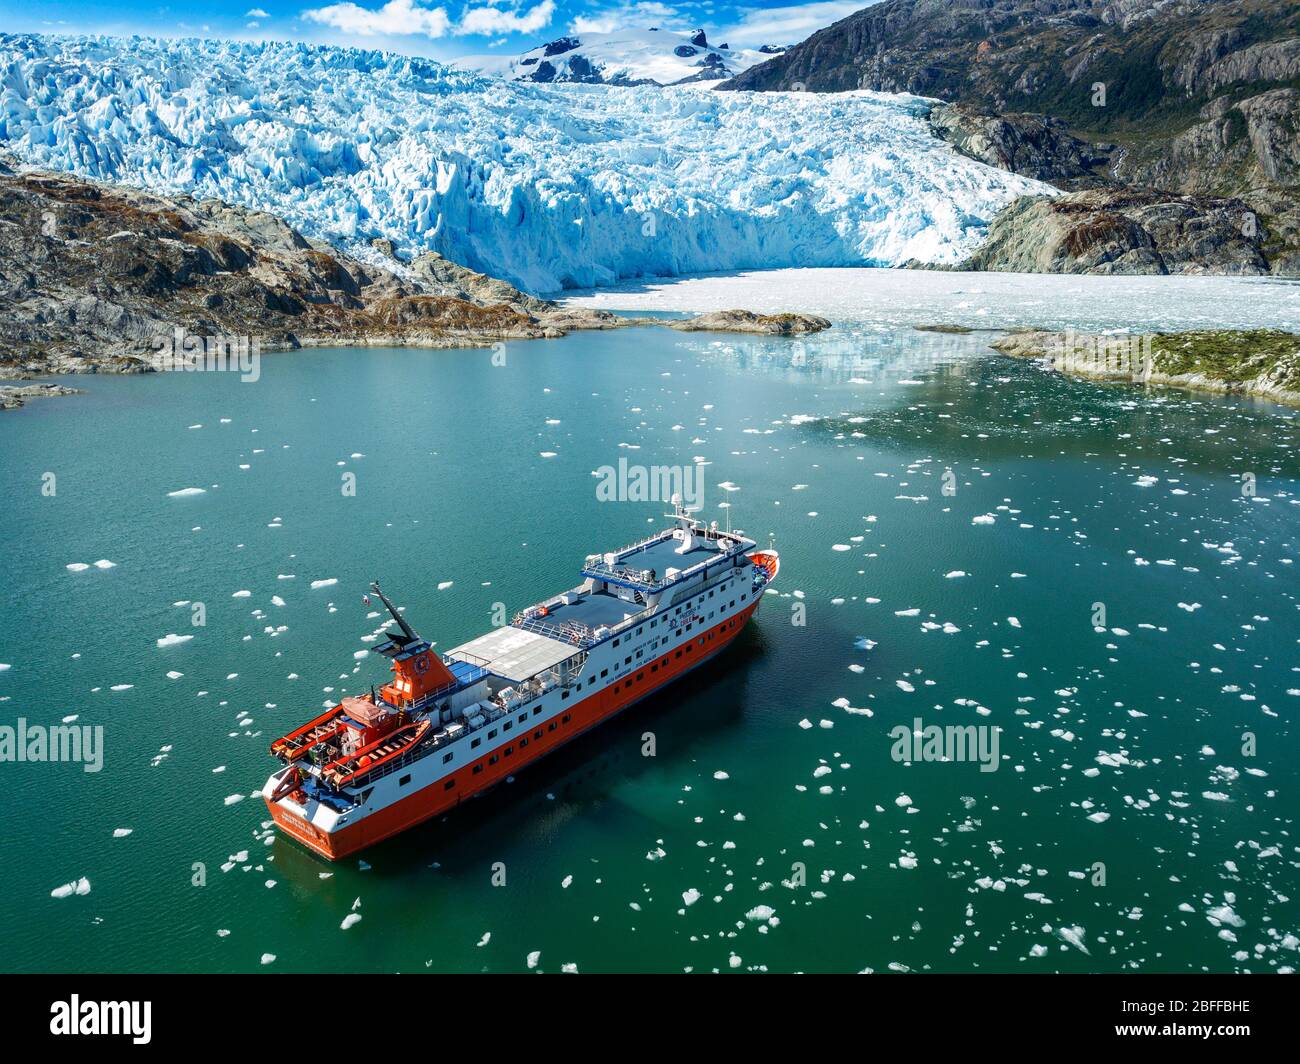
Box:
[1,319,1296,973]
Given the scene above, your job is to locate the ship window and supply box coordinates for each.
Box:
[636,650,643,659]
[504,746,512,756]
[444,779,455,790]
[624,656,632,665]
[651,663,658,673]
[637,627,643,636]
[533,706,542,716]
[471,737,481,749]
[730,600,735,608]
[489,729,498,739]
[518,713,527,723]
[562,714,571,724]
[675,650,682,659]
[473,764,483,774]
[650,620,656,628]
[519,738,528,748]
[489,754,499,765]
[442,752,454,764]
[636,672,644,682]
[600,669,608,678]
[562,690,570,700]
[503,721,512,732]
[613,638,620,647]
[399,774,411,786]
[534,729,542,739]
[549,722,558,731]
[741,594,747,602]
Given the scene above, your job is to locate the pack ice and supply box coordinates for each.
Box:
[0,33,1051,293]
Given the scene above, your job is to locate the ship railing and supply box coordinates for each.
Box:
[494,667,563,711]
[336,738,431,791]
[511,613,598,648]
[387,662,489,714]
[581,560,668,590]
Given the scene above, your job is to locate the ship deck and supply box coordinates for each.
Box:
[621,534,728,576]
[451,625,584,683]
[541,588,645,629]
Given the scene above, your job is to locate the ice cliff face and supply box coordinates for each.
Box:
[0,33,1052,293]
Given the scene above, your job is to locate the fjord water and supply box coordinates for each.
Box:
[1,278,1297,973]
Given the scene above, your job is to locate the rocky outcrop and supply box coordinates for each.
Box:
[959,188,1269,274]
[0,383,82,409]
[0,152,558,374]
[402,249,554,315]
[928,104,1115,185]
[0,156,829,398]
[991,328,1300,406]
[667,310,832,335]
[723,0,1300,274]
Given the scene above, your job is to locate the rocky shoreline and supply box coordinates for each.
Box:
[991,329,1300,407]
[0,156,828,406]
[725,0,1300,278]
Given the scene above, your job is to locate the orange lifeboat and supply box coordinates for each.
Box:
[270,705,349,761]
[321,719,432,789]
[747,549,781,584]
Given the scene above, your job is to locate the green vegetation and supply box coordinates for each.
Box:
[1150,329,1300,390]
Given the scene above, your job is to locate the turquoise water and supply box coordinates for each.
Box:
[1,324,1297,973]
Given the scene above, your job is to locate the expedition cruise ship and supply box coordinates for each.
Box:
[263,505,780,859]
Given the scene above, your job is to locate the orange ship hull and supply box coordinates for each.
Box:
[266,599,760,860]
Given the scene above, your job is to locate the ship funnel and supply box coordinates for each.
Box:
[368,582,457,706]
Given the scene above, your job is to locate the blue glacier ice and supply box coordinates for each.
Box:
[0,33,1053,294]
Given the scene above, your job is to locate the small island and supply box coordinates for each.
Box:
[991,329,1300,408]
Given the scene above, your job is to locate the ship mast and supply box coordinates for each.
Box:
[371,581,418,645]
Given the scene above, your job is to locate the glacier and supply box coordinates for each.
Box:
[0,33,1053,294]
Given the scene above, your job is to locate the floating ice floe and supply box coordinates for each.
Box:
[167,487,207,497]
[156,633,193,647]
[51,877,91,898]
[311,578,338,589]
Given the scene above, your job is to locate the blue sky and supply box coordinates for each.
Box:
[3,1,865,57]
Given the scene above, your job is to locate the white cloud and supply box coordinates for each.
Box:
[721,2,868,48]
[303,0,451,38]
[303,0,554,39]
[570,4,686,36]
[245,7,271,16]
[458,0,555,37]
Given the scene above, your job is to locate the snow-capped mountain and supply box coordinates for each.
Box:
[0,34,1051,293]
[461,27,781,87]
